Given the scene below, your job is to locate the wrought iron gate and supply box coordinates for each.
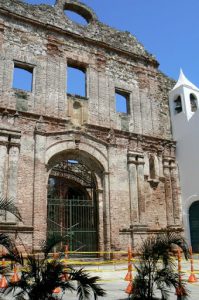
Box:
[47,197,97,255]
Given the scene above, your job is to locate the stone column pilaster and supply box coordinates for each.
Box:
[103,171,111,257]
[137,155,145,223]
[170,161,181,225]
[0,142,7,196]
[33,132,47,251]
[128,153,139,224]
[97,188,104,257]
[128,152,145,224]
[7,144,20,222]
[158,153,164,178]
[163,158,173,226]
[7,145,20,199]
[0,140,8,221]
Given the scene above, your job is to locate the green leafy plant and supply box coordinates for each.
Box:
[130,231,189,300]
[0,234,106,300]
[0,196,22,265]
[0,197,22,221]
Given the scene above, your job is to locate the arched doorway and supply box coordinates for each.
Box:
[47,159,98,256]
[189,201,199,252]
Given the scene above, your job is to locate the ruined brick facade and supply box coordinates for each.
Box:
[0,0,183,253]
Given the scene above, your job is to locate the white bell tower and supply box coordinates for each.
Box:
[169,70,199,248]
[169,69,199,139]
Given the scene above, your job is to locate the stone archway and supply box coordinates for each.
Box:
[189,201,199,252]
[46,149,105,256]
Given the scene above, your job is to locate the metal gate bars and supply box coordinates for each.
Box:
[47,198,98,256]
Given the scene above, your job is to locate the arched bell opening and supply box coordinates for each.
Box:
[47,152,103,257]
[189,201,199,252]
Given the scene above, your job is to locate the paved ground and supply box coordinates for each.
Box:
[1,260,199,299]
[62,262,199,300]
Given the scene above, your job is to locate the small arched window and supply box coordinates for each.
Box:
[63,2,95,26]
[149,156,156,179]
[190,93,197,112]
[174,95,182,114]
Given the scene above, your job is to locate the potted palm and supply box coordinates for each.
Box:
[130,231,189,300]
[0,234,106,300]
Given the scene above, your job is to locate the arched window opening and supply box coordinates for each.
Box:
[64,10,89,26]
[63,2,94,26]
[174,95,182,114]
[67,65,86,98]
[190,93,197,112]
[149,156,156,179]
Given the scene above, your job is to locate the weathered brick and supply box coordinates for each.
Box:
[0,0,182,253]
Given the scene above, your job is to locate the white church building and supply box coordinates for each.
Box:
[169,70,199,252]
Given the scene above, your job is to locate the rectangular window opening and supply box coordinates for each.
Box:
[115,89,130,114]
[13,62,33,92]
[67,64,86,98]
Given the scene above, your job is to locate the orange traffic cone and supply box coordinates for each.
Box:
[10,265,20,283]
[125,270,132,281]
[188,273,197,283]
[125,282,133,294]
[0,275,8,288]
[125,262,133,281]
[0,255,8,289]
[127,245,132,260]
[188,247,197,283]
[124,246,132,280]
[53,287,61,294]
[53,252,59,260]
[125,245,133,295]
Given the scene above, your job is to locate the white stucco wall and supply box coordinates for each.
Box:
[169,81,199,245]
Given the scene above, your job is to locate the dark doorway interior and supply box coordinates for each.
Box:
[189,201,199,252]
[47,160,98,256]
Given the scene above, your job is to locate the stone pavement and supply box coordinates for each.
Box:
[1,260,199,299]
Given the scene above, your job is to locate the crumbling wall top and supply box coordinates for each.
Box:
[0,0,158,65]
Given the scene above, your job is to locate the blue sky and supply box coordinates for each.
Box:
[23,0,199,87]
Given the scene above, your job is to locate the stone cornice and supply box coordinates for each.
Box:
[0,108,176,150]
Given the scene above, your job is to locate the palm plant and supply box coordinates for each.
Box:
[0,196,22,255]
[130,231,189,300]
[0,197,22,222]
[0,234,106,300]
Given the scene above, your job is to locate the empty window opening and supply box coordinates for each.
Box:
[174,95,182,114]
[149,156,156,179]
[67,66,86,98]
[64,10,88,26]
[115,90,129,114]
[13,64,33,92]
[190,93,197,112]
